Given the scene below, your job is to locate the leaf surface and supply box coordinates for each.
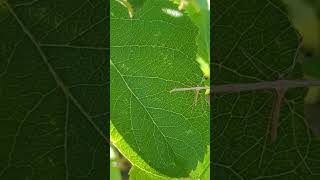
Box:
[212,0,320,179]
[110,0,209,177]
[0,1,108,179]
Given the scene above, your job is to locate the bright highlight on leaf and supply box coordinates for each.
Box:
[161,8,183,17]
[196,56,209,79]
[116,0,134,17]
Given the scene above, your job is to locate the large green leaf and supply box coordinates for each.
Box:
[0,1,108,179]
[110,0,209,178]
[213,0,320,179]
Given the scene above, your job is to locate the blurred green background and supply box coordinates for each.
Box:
[283,0,320,137]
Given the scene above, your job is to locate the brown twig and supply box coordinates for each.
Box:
[271,88,287,142]
[170,80,320,93]
[171,79,320,142]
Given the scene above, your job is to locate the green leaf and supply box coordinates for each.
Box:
[173,0,210,78]
[128,0,146,12]
[111,0,209,178]
[200,167,210,180]
[129,148,210,180]
[189,145,210,179]
[212,0,320,179]
[110,147,122,180]
[186,0,210,64]
[110,160,122,180]
[0,1,108,179]
[187,0,210,80]
[129,166,180,180]
[129,145,210,180]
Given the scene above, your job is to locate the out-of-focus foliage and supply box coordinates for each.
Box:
[283,0,320,137]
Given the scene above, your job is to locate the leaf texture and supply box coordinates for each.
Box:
[0,1,108,179]
[213,0,320,179]
[110,0,209,178]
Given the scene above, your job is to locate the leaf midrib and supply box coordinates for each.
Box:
[111,59,205,171]
[110,61,174,154]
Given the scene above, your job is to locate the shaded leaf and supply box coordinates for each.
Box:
[212,0,320,179]
[0,1,108,179]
